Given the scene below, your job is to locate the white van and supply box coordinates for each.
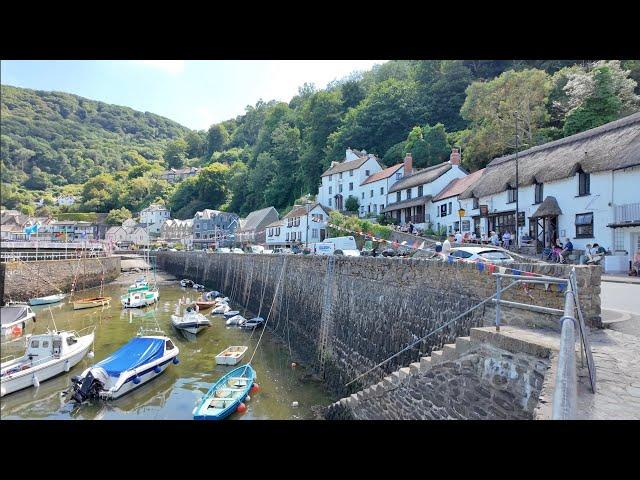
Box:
[314,236,360,256]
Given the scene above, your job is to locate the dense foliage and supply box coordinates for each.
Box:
[2,60,639,220]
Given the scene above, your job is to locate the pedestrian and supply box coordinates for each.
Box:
[435,241,442,253]
[580,244,594,264]
[490,231,500,247]
[502,231,511,249]
[552,239,564,263]
[588,243,606,264]
[372,247,378,258]
[442,235,452,255]
[560,238,573,263]
[630,250,640,276]
[455,230,463,244]
[408,221,414,234]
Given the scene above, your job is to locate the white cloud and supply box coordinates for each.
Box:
[135,60,185,74]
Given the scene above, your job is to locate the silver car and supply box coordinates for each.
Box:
[445,247,515,264]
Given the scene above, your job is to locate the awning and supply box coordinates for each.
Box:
[530,196,563,218]
[606,221,640,228]
[381,195,432,213]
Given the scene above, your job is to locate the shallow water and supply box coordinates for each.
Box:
[1,277,333,420]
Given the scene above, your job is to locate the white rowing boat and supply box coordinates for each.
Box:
[215,346,248,366]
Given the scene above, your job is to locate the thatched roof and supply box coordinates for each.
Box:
[381,195,433,213]
[388,162,452,193]
[530,196,563,218]
[460,112,640,199]
[433,168,485,202]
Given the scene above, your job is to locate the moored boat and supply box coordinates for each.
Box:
[215,345,248,365]
[1,304,36,336]
[180,279,194,288]
[225,315,246,326]
[1,329,95,397]
[69,335,179,402]
[73,297,111,310]
[223,310,240,319]
[28,293,66,306]
[170,304,211,335]
[195,300,216,310]
[240,317,265,330]
[121,289,159,308]
[193,364,256,420]
[127,278,150,293]
[211,304,231,315]
[204,291,221,301]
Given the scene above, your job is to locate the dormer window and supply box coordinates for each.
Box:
[339,173,343,180]
[396,172,402,180]
[534,182,544,204]
[349,170,353,177]
[418,186,423,197]
[365,170,370,176]
[472,197,479,209]
[329,174,332,181]
[507,187,517,203]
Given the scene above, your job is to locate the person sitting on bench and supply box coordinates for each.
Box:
[587,243,606,264]
[560,238,573,263]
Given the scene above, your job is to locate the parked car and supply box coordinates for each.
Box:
[448,247,515,264]
[217,247,231,253]
[231,248,244,254]
[381,248,397,257]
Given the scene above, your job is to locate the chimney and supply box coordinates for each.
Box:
[449,148,461,165]
[403,153,413,176]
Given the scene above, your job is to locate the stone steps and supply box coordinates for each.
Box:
[326,325,558,417]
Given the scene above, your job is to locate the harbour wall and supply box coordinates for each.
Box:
[156,252,600,397]
[1,256,121,303]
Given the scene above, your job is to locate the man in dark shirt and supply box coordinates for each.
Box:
[560,238,574,263]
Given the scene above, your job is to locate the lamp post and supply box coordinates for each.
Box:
[515,111,520,249]
[305,194,311,249]
[458,207,466,241]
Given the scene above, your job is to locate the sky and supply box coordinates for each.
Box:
[1,60,386,130]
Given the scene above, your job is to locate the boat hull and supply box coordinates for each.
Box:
[73,297,111,310]
[121,290,159,308]
[170,315,210,335]
[1,313,36,337]
[1,333,94,397]
[101,357,174,400]
[28,294,66,306]
[193,364,256,420]
[215,347,248,366]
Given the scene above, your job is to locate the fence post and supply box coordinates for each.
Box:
[495,275,502,331]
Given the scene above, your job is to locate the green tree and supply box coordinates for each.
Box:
[197,162,231,206]
[563,66,622,136]
[345,195,359,212]
[185,130,206,158]
[81,173,117,212]
[426,60,473,131]
[164,138,188,168]
[403,123,451,168]
[106,207,132,225]
[206,124,230,157]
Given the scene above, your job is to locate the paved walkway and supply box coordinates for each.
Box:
[575,328,640,420]
[602,274,640,284]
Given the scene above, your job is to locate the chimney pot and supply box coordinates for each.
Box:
[450,148,461,165]
[404,153,413,176]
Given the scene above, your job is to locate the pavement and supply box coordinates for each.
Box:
[602,274,640,284]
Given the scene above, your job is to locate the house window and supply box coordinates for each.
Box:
[396,192,401,203]
[507,187,516,203]
[448,202,452,215]
[362,192,365,199]
[329,186,332,194]
[418,186,423,197]
[534,183,543,204]
[440,204,447,217]
[339,173,343,180]
[406,189,412,200]
[365,170,370,176]
[329,174,332,181]
[339,184,343,193]
[349,182,353,191]
[380,187,384,195]
[328,198,332,206]
[312,228,318,238]
[575,213,594,238]
[380,204,384,211]
[473,197,479,209]
[396,172,402,180]
[370,189,373,198]
[298,231,302,241]
[349,170,353,177]
[578,171,590,196]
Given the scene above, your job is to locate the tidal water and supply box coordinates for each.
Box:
[1,276,333,420]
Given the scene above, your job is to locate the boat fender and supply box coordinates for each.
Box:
[153,366,161,374]
[64,360,70,372]
[250,383,260,394]
[88,351,95,359]
[33,375,40,388]
[12,325,22,336]
[173,357,180,365]
[236,402,247,413]
[291,401,299,408]
[133,376,141,384]
[245,395,251,402]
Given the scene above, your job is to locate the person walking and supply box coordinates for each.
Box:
[502,231,511,249]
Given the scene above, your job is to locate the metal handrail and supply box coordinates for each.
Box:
[552,286,578,419]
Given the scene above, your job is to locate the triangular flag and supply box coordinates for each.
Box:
[488,264,496,274]
[498,266,507,274]
[419,241,425,250]
[477,262,485,272]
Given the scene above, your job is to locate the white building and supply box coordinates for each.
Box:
[105,226,150,247]
[382,149,468,226]
[56,195,77,206]
[266,203,329,249]
[318,148,386,214]
[139,204,170,235]
[458,112,640,272]
[431,168,485,235]
[160,219,194,249]
[358,162,405,218]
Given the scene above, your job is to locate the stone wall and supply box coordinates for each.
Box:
[157,252,600,397]
[1,256,121,302]
[325,344,551,420]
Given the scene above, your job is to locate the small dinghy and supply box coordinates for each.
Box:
[225,315,246,326]
[180,279,194,288]
[193,364,256,420]
[240,317,265,330]
[211,304,231,315]
[73,297,111,310]
[223,310,240,319]
[215,297,230,303]
[171,304,211,335]
[1,329,94,397]
[192,284,205,291]
[28,293,66,306]
[69,335,179,402]
[1,304,36,336]
[195,299,217,310]
[215,345,248,365]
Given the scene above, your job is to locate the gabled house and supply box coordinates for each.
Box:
[235,206,280,246]
[266,203,330,249]
[192,209,239,249]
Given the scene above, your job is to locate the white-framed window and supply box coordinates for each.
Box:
[370,189,373,198]
[328,198,332,206]
[349,170,353,177]
[329,186,332,194]
[380,187,384,195]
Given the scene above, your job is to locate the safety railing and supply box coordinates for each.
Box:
[0,251,108,263]
[492,267,596,420]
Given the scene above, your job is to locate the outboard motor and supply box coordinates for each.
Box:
[70,368,108,403]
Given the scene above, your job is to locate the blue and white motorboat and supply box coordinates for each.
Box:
[28,293,66,306]
[193,364,256,420]
[69,335,179,402]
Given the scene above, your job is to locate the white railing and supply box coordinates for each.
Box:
[1,251,109,263]
[614,203,640,223]
[0,240,105,250]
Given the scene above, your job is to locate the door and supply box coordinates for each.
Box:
[320,229,326,241]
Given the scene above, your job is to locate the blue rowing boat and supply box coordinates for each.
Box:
[193,364,256,420]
